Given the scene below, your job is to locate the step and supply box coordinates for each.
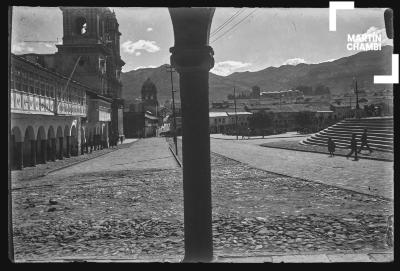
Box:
[318,131,394,142]
[325,127,393,136]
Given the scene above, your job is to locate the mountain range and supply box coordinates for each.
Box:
[121,45,393,106]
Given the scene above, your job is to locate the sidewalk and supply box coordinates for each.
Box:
[261,140,393,162]
[215,251,393,263]
[10,139,138,182]
[16,251,393,263]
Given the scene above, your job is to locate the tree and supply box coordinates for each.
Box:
[296,85,313,95]
[249,110,273,131]
[314,84,330,95]
[251,85,261,98]
[295,111,315,128]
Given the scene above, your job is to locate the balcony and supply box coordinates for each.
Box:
[10,89,87,117]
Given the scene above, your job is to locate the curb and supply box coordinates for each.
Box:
[210,135,310,141]
[169,146,182,167]
[260,144,394,162]
[210,151,393,202]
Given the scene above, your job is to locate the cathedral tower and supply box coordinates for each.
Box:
[55,7,125,139]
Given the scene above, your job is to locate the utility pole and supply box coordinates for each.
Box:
[233,86,238,140]
[355,79,359,110]
[167,65,178,155]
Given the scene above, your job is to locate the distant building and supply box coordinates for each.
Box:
[141,78,159,115]
[123,79,161,138]
[209,111,252,134]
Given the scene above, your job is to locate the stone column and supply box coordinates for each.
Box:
[30,140,36,166]
[51,138,56,161]
[169,7,215,262]
[59,137,64,160]
[15,142,23,170]
[65,136,71,158]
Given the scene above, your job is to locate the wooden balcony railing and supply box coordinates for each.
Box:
[10,89,87,117]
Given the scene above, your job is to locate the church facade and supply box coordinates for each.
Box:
[10,7,125,170]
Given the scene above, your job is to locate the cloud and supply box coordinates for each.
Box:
[363,26,392,46]
[146,27,153,32]
[40,42,54,48]
[282,58,307,66]
[11,42,34,53]
[211,60,252,76]
[134,65,157,70]
[121,40,160,54]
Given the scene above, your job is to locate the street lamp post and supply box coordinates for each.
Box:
[169,7,215,262]
[167,65,178,155]
[354,78,360,119]
[233,86,238,140]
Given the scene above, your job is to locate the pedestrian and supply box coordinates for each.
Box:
[358,128,373,154]
[346,133,358,161]
[327,137,336,157]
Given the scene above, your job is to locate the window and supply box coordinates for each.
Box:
[75,17,87,35]
[40,83,45,96]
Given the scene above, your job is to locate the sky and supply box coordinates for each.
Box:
[11,7,392,76]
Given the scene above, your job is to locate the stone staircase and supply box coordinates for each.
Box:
[301,117,393,152]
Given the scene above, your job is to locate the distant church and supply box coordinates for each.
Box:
[141,78,159,115]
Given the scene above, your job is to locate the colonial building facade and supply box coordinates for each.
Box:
[10,7,124,170]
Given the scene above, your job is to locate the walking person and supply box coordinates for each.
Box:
[358,128,373,154]
[346,133,359,161]
[327,137,336,157]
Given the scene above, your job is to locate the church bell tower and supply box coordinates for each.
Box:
[56,7,125,139]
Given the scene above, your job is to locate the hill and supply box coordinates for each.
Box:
[121,46,393,107]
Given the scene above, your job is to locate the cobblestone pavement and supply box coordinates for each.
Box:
[210,138,393,200]
[11,138,393,262]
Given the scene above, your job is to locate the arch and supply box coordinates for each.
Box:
[47,126,55,139]
[37,126,46,140]
[11,126,23,142]
[64,125,70,137]
[71,125,77,137]
[70,125,78,156]
[24,126,35,141]
[75,16,87,35]
[56,126,63,138]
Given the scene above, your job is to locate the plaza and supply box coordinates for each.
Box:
[11,136,393,262]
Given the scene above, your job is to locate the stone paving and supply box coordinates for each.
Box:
[210,138,394,200]
[11,137,393,262]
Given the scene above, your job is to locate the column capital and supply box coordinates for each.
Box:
[170,45,214,73]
